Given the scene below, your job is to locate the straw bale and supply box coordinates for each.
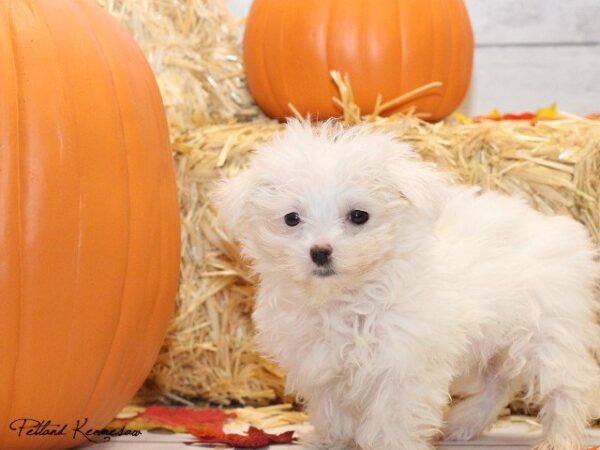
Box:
[97,0,262,134]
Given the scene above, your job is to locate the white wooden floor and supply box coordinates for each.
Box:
[89,418,600,449]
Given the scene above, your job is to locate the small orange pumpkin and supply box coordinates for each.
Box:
[0,1,180,449]
[244,0,474,121]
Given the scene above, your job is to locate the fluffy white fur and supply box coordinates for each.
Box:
[215,121,600,450]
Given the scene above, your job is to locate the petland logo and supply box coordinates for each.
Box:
[8,417,141,443]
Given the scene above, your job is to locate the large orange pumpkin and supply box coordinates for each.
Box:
[0,1,180,449]
[244,0,474,121]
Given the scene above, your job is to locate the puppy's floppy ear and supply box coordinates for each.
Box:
[384,141,450,218]
[212,169,255,234]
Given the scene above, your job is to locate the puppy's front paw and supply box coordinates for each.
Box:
[444,418,484,442]
[532,439,585,450]
[299,431,354,450]
[444,398,496,442]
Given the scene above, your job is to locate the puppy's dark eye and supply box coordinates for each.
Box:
[284,212,301,227]
[349,210,369,225]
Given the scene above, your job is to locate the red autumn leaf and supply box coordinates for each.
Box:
[189,425,295,449]
[142,405,235,428]
[474,111,535,122]
[108,406,236,433]
[265,429,296,444]
[502,112,535,120]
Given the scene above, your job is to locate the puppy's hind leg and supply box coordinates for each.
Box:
[528,322,600,450]
[445,354,519,441]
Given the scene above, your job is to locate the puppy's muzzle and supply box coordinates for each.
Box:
[310,245,332,267]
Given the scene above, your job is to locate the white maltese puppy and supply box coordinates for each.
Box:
[215,121,600,450]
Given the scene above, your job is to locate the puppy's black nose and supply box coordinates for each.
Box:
[310,245,332,266]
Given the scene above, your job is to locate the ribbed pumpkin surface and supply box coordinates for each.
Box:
[0,1,180,449]
[244,0,474,121]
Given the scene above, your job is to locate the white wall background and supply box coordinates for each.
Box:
[226,0,600,116]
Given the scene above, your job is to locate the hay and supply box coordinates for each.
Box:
[231,404,308,428]
[97,0,263,135]
[147,121,285,405]
[146,108,600,406]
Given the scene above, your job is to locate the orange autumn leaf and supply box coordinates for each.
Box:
[108,406,235,433]
[485,108,503,120]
